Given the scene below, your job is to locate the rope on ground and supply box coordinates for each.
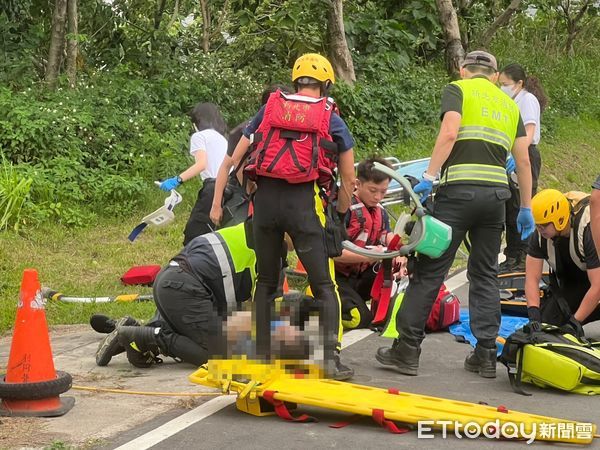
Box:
[72,384,222,397]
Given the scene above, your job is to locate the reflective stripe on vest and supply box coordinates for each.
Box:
[571,205,591,270]
[445,163,508,185]
[457,125,512,151]
[204,232,238,310]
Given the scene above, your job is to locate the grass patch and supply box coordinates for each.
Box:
[0,208,187,334]
[536,116,600,190]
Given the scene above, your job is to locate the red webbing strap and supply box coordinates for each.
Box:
[372,409,410,434]
[262,390,317,423]
[329,414,362,429]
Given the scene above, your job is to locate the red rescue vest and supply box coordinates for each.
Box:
[244,90,339,188]
[335,196,388,276]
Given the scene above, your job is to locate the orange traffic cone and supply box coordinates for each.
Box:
[0,269,75,417]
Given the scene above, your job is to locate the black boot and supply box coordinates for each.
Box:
[498,257,519,275]
[376,339,421,376]
[95,316,141,366]
[117,326,162,368]
[90,314,140,334]
[512,251,526,273]
[464,345,497,378]
[332,352,354,381]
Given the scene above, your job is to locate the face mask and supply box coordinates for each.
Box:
[501,85,516,98]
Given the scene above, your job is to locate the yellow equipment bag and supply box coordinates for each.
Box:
[500,324,600,395]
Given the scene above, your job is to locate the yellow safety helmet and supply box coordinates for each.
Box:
[292,53,335,85]
[531,189,570,231]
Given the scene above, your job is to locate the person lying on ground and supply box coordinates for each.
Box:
[94,224,329,369]
[95,222,281,368]
[93,292,320,368]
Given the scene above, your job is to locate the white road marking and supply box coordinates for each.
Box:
[341,328,374,348]
[113,395,236,450]
[444,269,468,292]
[115,270,471,449]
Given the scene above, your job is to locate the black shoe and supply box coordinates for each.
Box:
[498,257,519,275]
[375,339,420,376]
[464,345,497,378]
[512,258,525,273]
[90,314,140,334]
[95,316,140,366]
[332,353,354,381]
[118,326,162,368]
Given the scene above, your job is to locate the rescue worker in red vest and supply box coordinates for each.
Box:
[334,157,399,329]
[525,189,600,337]
[209,54,356,380]
[376,51,535,378]
[591,175,600,258]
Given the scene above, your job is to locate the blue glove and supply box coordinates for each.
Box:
[505,156,516,174]
[159,176,182,192]
[516,206,535,240]
[413,178,433,204]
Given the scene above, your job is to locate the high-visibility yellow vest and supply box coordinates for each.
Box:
[444,77,520,186]
[216,223,257,284]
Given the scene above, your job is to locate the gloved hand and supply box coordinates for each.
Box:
[516,207,535,240]
[159,176,182,192]
[527,306,542,332]
[413,178,434,204]
[505,156,516,174]
[565,315,585,339]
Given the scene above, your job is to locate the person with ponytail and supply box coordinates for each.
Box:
[498,63,548,273]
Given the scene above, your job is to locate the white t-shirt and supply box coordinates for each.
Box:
[189,129,228,180]
[513,90,541,146]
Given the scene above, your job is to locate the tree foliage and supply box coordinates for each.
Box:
[0,0,599,228]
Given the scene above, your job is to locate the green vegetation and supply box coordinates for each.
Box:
[1,1,599,332]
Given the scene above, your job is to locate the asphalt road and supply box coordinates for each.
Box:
[106,274,600,450]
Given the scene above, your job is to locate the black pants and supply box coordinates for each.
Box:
[336,268,376,329]
[183,179,217,246]
[504,145,542,259]
[252,177,342,358]
[396,184,510,349]
[153,265,225,365]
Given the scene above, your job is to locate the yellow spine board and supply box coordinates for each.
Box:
[189,361,596,445]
